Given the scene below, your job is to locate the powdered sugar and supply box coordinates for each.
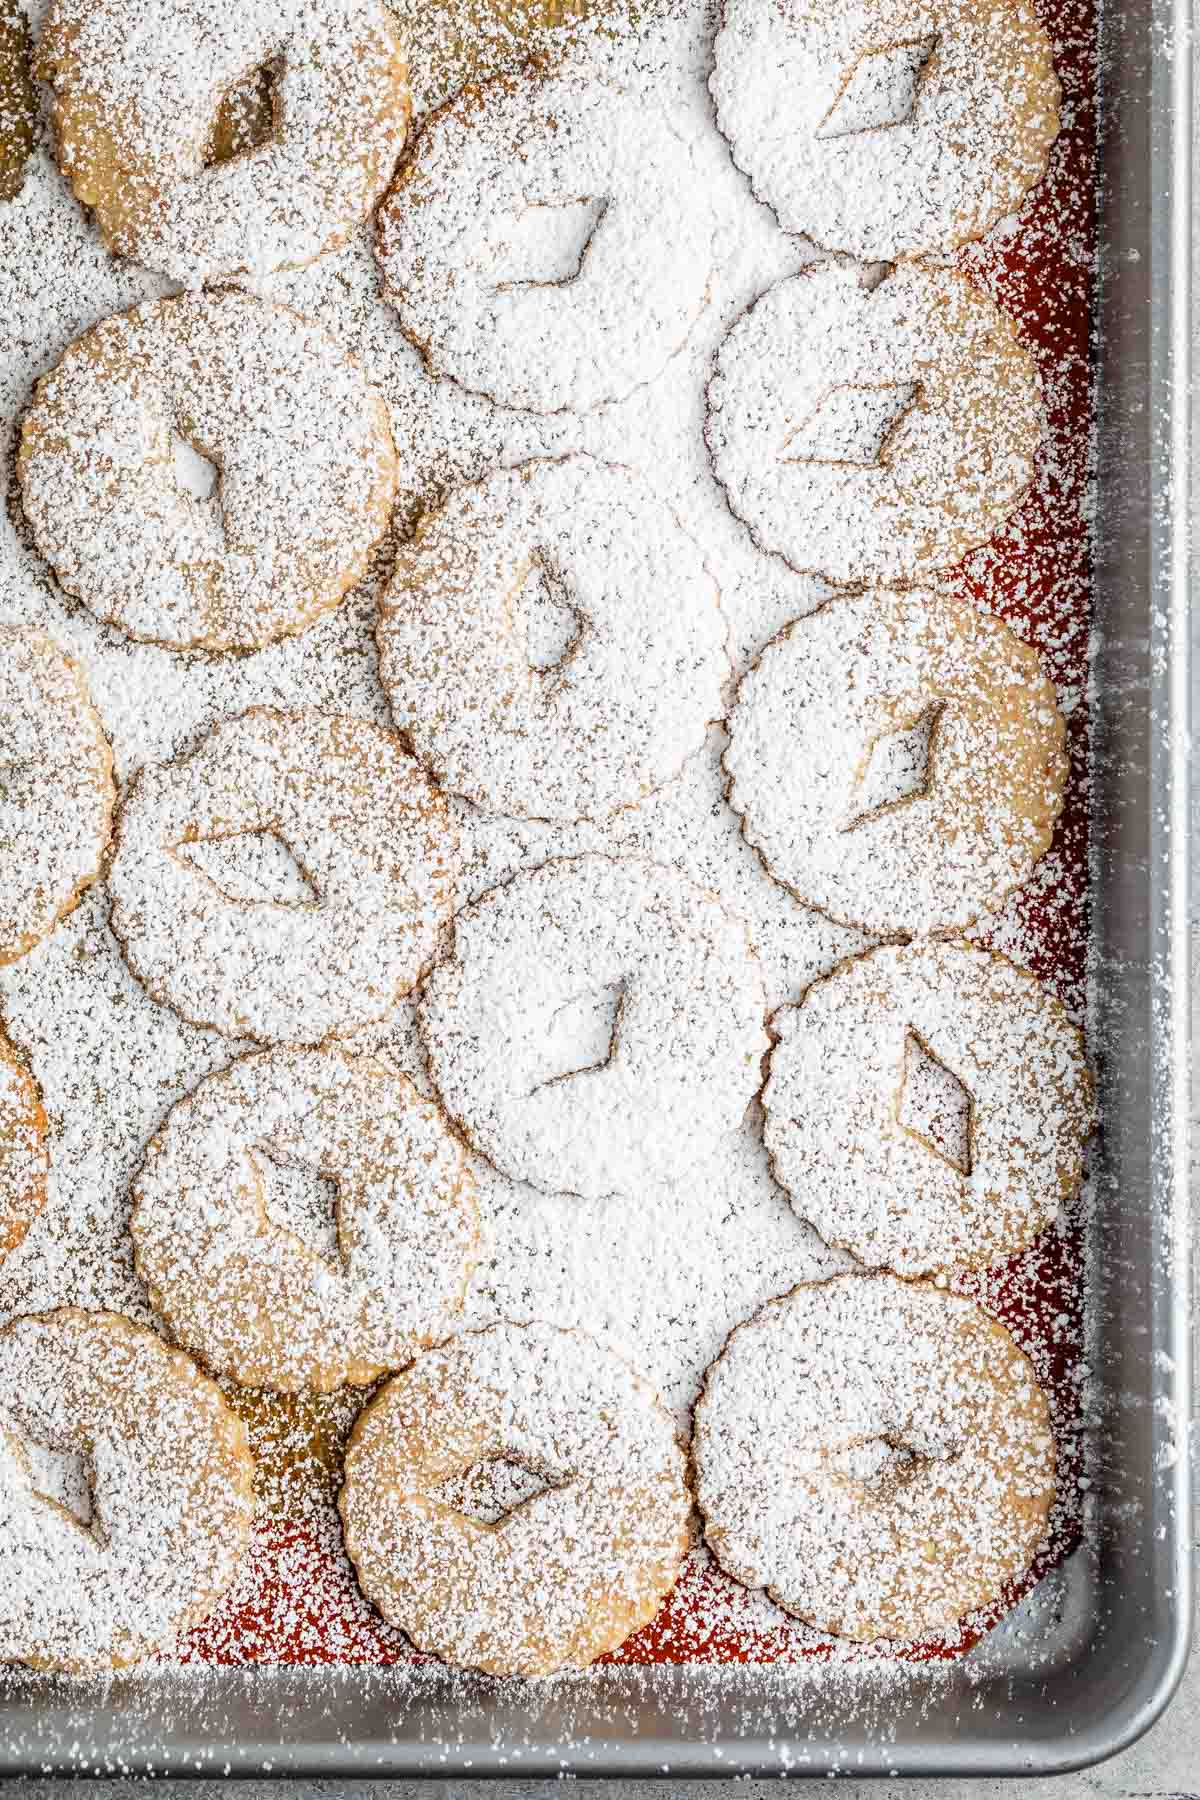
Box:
[711,0,1060,260]
[131,1045,479,1392]
[723,587,1067,936]
[378,454,729,821]
[0,1035,45,1259]
[762,942,1095,1275]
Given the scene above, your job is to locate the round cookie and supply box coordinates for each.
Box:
[0,1308,255,1672]
[705,261,1043,585]
[0,627,115,965]
[418,856,769,1200]
[18,292,397,653]
[108,708,458,1046]
[711,0,1060,262]
[693,1273,1056,1642]
[723,588,1067,937]
[763,942,1095,1276]
[132,1045,479,1393]
[339,1321,691,1676]
[36,0,410,283]
[378,456,729,823]
[375,62,716,413]
[0,1033,47,1262]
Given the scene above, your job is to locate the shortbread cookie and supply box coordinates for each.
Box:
[418,857,768,1199]
[0,1309,255,1672]
[0,1033,47,1261]
[711,0,1060,261]
[375,63,716,413]
[109,708,458,1045]
[132,1045,479,1393]
[36,0,410,282]
[763,943,1094,1276]
[18,292,397,653]
[693,1273,1055,1641]
[705,261,1043,584]
[340,1322,691,1676]
[724,588,1067,937]
[0,0,35,204]
[378,456,729,823]
[0,627,115,964]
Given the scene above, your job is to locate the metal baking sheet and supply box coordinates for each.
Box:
[0,0,1191,1774]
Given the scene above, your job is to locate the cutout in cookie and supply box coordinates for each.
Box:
[434,1455,561,1527]
[208,56,281,167]
[175,829,319,907]
[511,550,585,680]
[897,1028,973,1177]
[815,34,938,140]
[491,195,608,291]
[170,434,222,510]
[22,1436,97,1533]
[842,701,942,833]
[782,380,920,467]
[530,979,626,1093]
[819,1434,922,1492]
[253,1142,344,1274]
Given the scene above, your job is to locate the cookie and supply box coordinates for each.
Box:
[377,455,729,823]
[711,0,1060,261]
[418,856,769,1200]
[131,1045,479,1394]
[0,627,115,965]
[108,708,458,1046]
[0,0,35,204]
[0,1032,47,1261]
[339,1322,691,1676]
[18,291,397,653]
[723,587,1067,937]
[0,1309,255,1672]
[763,942,1095,1276]
[36,0,410,282]
[374,61,716,413]
[705,261,1043,584]
[693,1273,1056,1641]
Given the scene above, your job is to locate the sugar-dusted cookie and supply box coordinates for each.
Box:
[18,292,397,653]
[763,942,1094,1276]
[340,1321,691,1675]
[0,1309,255,1672]
[378,455,729,823]
[705,261,1043,584]
[0,1033,47,1262]
[693,1273,1056,1641]
[109,708,458,1046]
[711,0,1060,261]
[0,0,35,204]
[132,1045,479,1393]
[36,0,410,282]
[418,856,769,1200]
[0,627,115,965]
[724,588,1067,937]
[375,62,716,413]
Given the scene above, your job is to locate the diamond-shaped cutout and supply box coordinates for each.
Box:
[208,56,281,167]
[490,195,608,291]
[897,1028,973,1176]
[509,550,585,682]
[782,381,920,467]
[822,1435,919,1491]
[842,701,941,833]
[815,34,938,140]
[176,829,319,907]
[529,979,625,1094]
[435,1456,556,1526]
[252,1141,344,1274]
[22,1436,96,1531]
[171,434,220,504]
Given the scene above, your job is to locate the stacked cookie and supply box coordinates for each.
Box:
[0,0,1093,1678]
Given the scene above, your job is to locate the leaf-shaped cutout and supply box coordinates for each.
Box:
[897,1028,973,1176]
[489,195,608,290]
[842,700,942,832]
[527,980,625,1095]
[252,1140,344,1274]
[434,1456,559,1526]
[175,829,319,907]
[815,34,938,140]
[508,549,585,681]
[782,381,920,467]
[208,55,281,167]
[23,1436,96,1532]
[0,0,36,205]
[172,434,220,503]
